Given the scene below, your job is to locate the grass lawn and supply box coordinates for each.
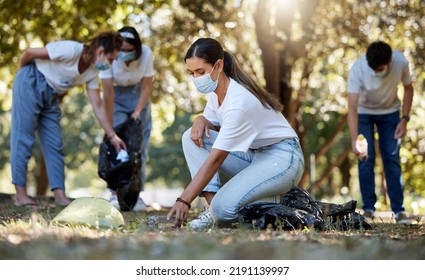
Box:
[0,194,424,260]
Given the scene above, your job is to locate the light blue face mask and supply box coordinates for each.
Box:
[118,51,136,62]
[374,66,388,78]
[192,62,219,94]
[95,59,110,71]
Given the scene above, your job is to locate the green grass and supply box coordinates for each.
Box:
[0,196,424,260]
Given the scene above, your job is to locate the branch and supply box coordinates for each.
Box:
[313,146,351,189]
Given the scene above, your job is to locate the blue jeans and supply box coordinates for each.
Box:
[182,129,305,222]
[358,111,405,214]
[11,62,65,190]
[113,84,152,191]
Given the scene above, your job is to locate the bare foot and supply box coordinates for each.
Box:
[53,189,71,206]
[14,196,39,210]
[55,198,71,206]
[14,185,39,210]
[15,197,38,206]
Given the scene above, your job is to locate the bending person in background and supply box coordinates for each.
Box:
[11,31,126,209]
[100,26,155,211]
[167,38,305,230]
[347,41,414,224]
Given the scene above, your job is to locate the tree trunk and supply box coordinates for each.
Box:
[341,156,351,190]
[254,0,281,100]
[35,152,48,195]
[254,0,298,119]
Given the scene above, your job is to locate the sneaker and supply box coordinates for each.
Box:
[188,208,216,230]
[363,210,375,220]
[395,211,410,224]
[132,197,147,211]
[108,194,120,210]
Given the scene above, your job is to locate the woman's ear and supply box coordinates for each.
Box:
[217,58,224,72]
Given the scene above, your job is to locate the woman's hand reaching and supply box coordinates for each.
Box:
[167,199,190,228]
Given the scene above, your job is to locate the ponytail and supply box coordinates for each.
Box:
[223,51,283,112]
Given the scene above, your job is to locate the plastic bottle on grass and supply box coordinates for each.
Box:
[356,134,368,160]
[147,215,172,229]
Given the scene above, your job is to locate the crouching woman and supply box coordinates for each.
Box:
[167,38,304,229]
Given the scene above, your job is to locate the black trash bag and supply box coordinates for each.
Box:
[98,117,143,211]
[237,186,372,231]
[238,203,323,230]
[316,201,372,230]
[281,186,324,222]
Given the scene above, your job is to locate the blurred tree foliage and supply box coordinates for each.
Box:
[147,108,192,186]
[0,0,424,205]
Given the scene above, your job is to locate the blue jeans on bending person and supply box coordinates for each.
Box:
[182,128,305,222]
[358,111,405,214]
[10,62,65,190]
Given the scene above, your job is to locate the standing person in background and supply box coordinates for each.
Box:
[167,38,305,230]
[11,31,126,209]
[100,26,155,211]
[347,41,414,224]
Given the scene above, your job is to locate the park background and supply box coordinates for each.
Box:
[0,0,424,214]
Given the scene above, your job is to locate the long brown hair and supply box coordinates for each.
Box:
[85,31,123,62]
[184,38,283,112]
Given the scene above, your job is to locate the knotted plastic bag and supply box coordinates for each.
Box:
[52,197,125,228]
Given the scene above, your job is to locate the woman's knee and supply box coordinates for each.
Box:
[210,199,238,222]
[181,128,193,148]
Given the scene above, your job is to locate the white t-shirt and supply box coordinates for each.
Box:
[35,41,99,94]
[347,51,412,114]
[204,78,298,152]
[99,44,155,85]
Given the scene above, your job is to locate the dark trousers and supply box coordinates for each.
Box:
[358,111,405,214]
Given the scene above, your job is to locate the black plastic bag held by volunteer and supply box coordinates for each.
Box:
[98,118,143,211]
[238,186,372,231]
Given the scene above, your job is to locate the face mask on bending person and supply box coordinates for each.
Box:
[192,61,219,94]
[95,60,110,70]
[374,65,389,78]
[118,51,136,62]
[94,50,113,71]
